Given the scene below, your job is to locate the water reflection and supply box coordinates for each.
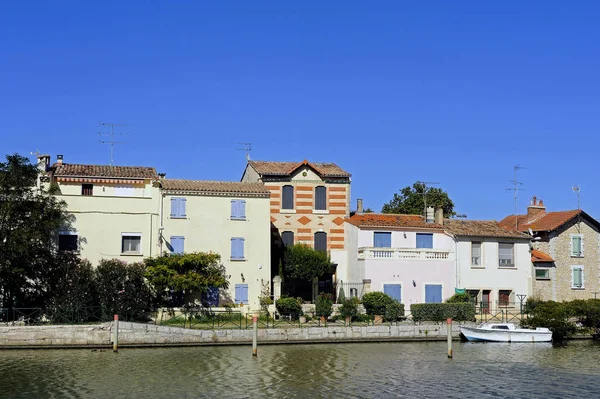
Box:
[1,341,599,398]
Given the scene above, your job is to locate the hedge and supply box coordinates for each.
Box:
[410,303,476,322]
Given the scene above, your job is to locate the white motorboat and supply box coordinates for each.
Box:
[460,323,552,343]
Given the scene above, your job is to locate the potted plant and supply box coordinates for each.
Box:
[339,298,359,325]
[315,294,333,324]
[362,292,395,324]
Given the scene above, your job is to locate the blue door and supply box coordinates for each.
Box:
[425,285,442,303]
[203,287,220,307]
[383,284,402,302]
[235,284,249,304]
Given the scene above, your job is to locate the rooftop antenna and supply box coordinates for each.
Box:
[417,181,439,219]
[506,165,526,230]
[572,185,581,210]
[98,122,130,165]
[236,142,252,161]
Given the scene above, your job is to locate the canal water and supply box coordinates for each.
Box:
[1,340,599,398]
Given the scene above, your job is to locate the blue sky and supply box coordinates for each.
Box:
[2,1,599,220]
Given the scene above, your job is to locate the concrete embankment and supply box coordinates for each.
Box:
[0,322,468,349]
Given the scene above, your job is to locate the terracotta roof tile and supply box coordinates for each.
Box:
[160,179,270,196]
[248,160,350,177]
[346,213,444,229]
[444,219,529,239]
[531,249,555,263]
[499,210,582,232]
[54,164,157,179]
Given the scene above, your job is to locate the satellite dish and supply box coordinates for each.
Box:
[528,228,534,236]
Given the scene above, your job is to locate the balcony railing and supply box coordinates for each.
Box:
[358,247,451,260]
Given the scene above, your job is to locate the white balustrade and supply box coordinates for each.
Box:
[358,247,451,260]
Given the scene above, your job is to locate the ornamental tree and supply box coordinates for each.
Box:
[283,243,333,281]
[144,252,229,307]
[382,181,455,218]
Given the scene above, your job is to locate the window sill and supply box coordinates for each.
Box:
[230,218,247,221]
[498,265,516,269]
[121,253,143,257]
[170,216,187,220]
[280,209,296,214]
[313,210,329,214]
[536,278,551,281]
[572,287,585,290]
[470,266,485,269]
[571,255,584,258]
[230,258,246,262]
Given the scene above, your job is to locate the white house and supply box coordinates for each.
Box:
[159,179,272,309]
[345,210,455,306]
[444,219,532,312]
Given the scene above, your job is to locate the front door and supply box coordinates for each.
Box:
[482,290,491,314]
[384,284,402,302]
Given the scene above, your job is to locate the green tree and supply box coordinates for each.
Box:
[144,252,229,307]
[283,244,333,281]
[381,182,455,218]
[0,154,73,309]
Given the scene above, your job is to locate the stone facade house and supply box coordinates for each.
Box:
[443,219,531,312]
[241,160,351,299]
[500,197,600,302]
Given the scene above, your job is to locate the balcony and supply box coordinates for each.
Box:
[358,247,451,260]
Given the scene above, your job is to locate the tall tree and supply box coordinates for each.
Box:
[283,244,333,281]
[382,182,455,217]
[0,154,73,308]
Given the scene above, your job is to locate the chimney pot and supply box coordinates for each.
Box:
[56,155,63,165]
[357,198,363,214]
[527,195,546,222]
[434,208,444,225]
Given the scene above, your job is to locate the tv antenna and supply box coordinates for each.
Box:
[417,181,440,219]
[572,185,581,210]
[506,165,526,229]
[98,122,130,165]
[236,142,252,161]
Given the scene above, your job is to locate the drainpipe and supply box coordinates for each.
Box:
[159,192,164,255]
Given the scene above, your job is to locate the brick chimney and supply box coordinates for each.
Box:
[527,195,546,222]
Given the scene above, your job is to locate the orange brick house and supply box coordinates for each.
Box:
[242,160,351,298]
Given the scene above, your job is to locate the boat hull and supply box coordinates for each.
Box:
[460,326,552,343]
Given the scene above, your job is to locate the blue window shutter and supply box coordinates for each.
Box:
[235,284,242,304]
[240,200,246,219]
[231,238,238,259]
[384,284,401,302]
[239,238,245,259]
[416,233,433,249]
[315,186,326,210]
[170,237,185,254]
[241,284,248,304]
[179,198,186,217]
[170,198,178,217]
[282,185,294,209]
[231,200,238,219]
[374,232,391,248]
[204,287,219,307]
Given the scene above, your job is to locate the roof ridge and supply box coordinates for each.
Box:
[57,163,156,169]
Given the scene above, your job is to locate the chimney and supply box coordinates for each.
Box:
[56,154,64,165]
[357,198,363,214]
[527,195,546,222]
[36,154,50,172]
[434,208,444,225]
[426,206,434,223]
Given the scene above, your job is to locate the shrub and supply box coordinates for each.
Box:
[410,303,476,323]
[384,301,405,322]
[445,292,471,303]
[338,298,359,320]
[259,295,273,312]
[275,297,303,320]
[283,244,333,281]
[362,292,395,316]
[95,259,154,321]
[522,300,576,341]
[337,287,346,304]
[315,294,333,319]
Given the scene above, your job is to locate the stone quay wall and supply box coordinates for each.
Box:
[0,322,467,349]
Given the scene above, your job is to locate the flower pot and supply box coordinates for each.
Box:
[320,316,326,324]
[374,315,383,324]
[345,316,351,325]
[299,316,306,324]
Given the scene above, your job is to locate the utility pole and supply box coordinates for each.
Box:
[98,122,130,165]
[506,165,526,230]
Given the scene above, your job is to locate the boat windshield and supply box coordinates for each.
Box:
[491,325,510,330]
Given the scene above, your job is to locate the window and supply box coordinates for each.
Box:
[231,238,245,260]
[572,266,584,289]
[121,234,141,254]
[115,185,135,197]
[416,233,433,249]
[498,290,512,306]
[491,325,510,330]
[231,200,246,220]
[425,285,443,303]
[383,284,402,302]
[471,242,482,266]
[374,232,392,248]
[82,184,93,196]
[170,236,185,255]
[315,186,327,210]
[282,185,294,210]
[282,231,294,247]
[235,284,249,305]
[314,232,327,252]
[349,288,358,298]
[535,269,550,280]
[571,235,584,257]
[170,197,187,218]
[498,243,514,267]
[58,233,78,251]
